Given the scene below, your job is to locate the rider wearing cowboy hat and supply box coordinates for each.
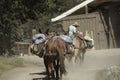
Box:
[64,22,80,54]
[68,21,79,39]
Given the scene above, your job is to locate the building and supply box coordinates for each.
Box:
[51,0,120,49]
[15,42,31,56]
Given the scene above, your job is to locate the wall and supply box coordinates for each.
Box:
[61,12,109,49]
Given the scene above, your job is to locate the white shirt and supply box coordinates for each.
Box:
[69,25,76,39]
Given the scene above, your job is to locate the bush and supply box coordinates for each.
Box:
[96,65,120,80]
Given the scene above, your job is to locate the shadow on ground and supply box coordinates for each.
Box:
[30,71,47,80]
[32,77,47,80]
[30,71,46,75]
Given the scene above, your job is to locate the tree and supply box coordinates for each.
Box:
[0,0,84,55]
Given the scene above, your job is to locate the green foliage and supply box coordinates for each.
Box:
[0,0,84,55]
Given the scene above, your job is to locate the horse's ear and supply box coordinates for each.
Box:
[45,28,50,35]
[68,27,69,32]
[39,28,42,33]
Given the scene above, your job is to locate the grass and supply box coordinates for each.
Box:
[0,55,42,76]
[0,57,25,75]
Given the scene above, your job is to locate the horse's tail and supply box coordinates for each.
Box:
[58,49,67,75]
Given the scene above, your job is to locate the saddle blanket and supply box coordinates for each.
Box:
[60,35,73,43]
[33,34,46,44]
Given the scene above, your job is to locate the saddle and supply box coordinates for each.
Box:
[60,35,73,43]
[59,35,74,54]
[31,35,46,57]
[34,41,46,57]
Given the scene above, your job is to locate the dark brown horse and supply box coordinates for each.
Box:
[30,36,67,80]
[44,36,67,80]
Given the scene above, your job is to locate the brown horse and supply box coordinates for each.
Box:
[44,36,67,80]
[30,36,67,80]
[30,28,67,80]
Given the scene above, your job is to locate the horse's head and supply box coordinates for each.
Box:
[74,33,95,49]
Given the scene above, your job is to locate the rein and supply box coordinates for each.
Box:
[77,35,87,47]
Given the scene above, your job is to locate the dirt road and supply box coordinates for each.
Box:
[0,48,120,80]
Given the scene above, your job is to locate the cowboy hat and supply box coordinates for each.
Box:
[73,22,79,27]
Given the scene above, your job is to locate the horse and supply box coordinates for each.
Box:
[54,30,87,64]
[71,35,87,64]
[44,36,67,80]
[70,32,94,64]
[30,35,67,80]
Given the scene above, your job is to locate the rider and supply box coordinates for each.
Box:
[66,22,80,54]
[68,21,79,39]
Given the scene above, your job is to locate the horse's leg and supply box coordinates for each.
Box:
[56,59,60,80]
[74,55,77,63]
[72,49,78,64]
[60,65,63,80]
[81,50,86,61]
[79,53,83,65]
[78,50,83,65]
[60,73,62,80]
[43,57,51,79]
[53,59,59,80]
[79,50,86,65]
[49,63,55,79]
[82,50,86,60]
[71,55,76,64]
